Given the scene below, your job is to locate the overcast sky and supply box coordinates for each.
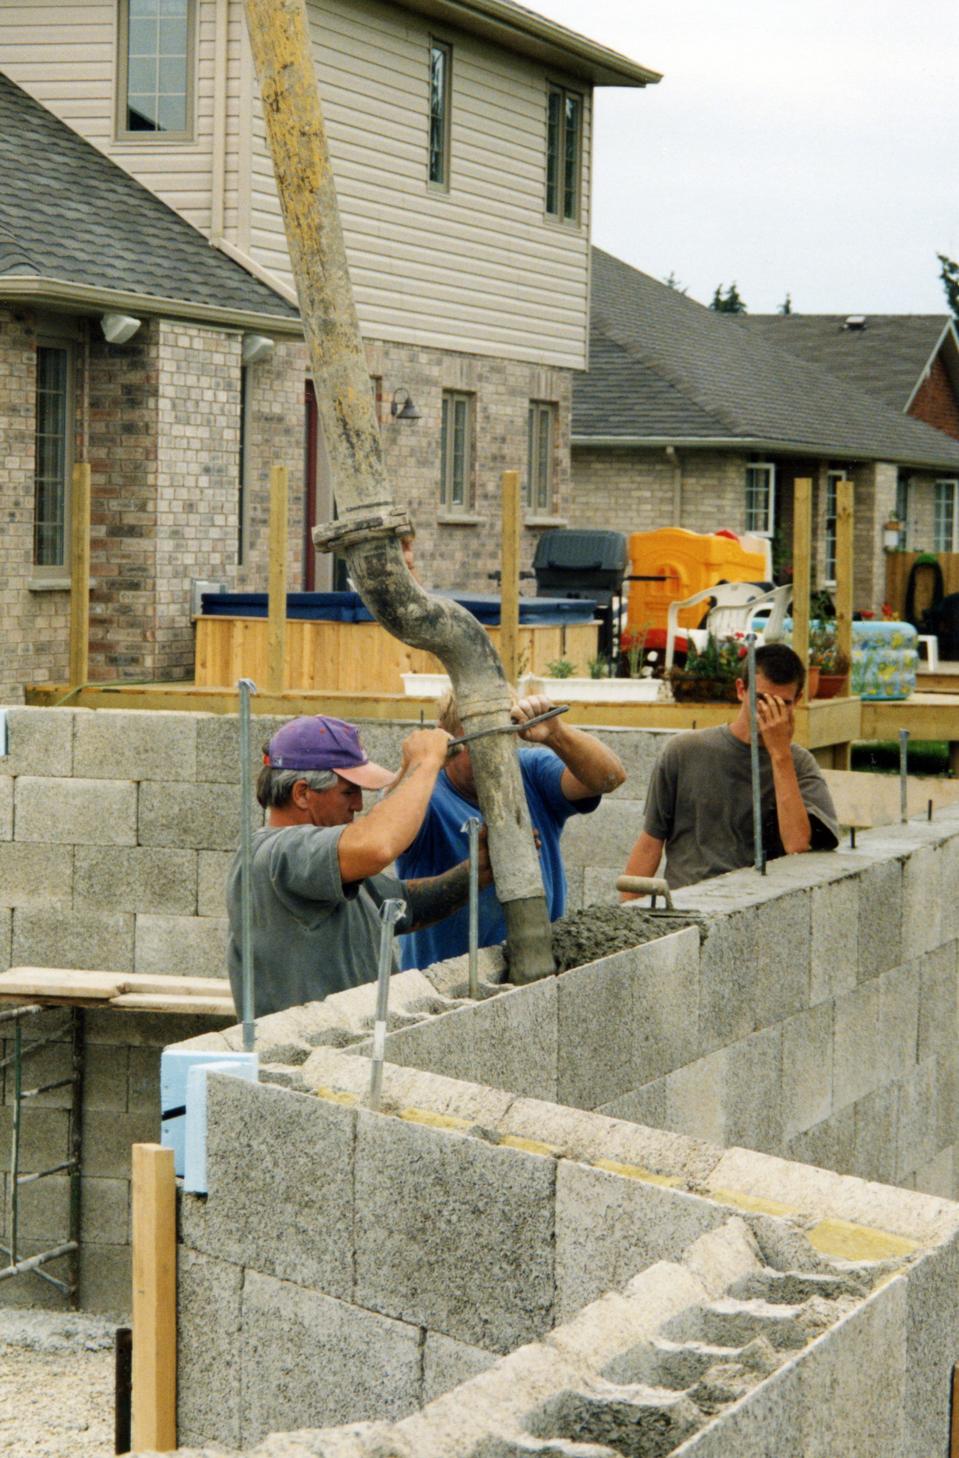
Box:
[525,0,959,315]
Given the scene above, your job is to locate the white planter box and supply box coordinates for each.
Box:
[401,672,451,697]
[523,676,664,703]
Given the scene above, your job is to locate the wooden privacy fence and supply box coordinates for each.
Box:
[885,552,959,621]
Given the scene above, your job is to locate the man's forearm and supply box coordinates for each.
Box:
[770,752,812,853]
[403,862,472,930]
[548,723,625,796]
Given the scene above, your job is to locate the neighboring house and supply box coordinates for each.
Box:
[0,0,658,698]
[570,249,959,609]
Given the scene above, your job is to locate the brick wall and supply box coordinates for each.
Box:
[910,354,959,441]
[570,446,750,539]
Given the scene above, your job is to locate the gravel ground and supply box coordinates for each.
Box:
[0,1310,118,1457]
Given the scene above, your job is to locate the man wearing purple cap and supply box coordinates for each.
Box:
[225,715,489,1017]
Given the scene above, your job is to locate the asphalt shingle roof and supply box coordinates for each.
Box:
[575,249,959,472]
[0,71,298,322]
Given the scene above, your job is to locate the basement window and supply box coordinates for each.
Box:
[117,0,195,140]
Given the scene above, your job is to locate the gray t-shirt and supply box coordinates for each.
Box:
[226,823,409,1017]
[643,725,839,890]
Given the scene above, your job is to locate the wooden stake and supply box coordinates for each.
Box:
[68,462,91,688]
[835,479,854,671]
[951,1361,959,1458]
[500,470,521,684]
[131,1143,176,1454]
[266,464,288,696]
[791,478,812,674]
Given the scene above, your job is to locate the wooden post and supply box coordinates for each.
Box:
[835,479,854,671]
[791,478,812,675]
[131,1143,176,1454]
[265,464,288,696]
[68,462,91,688]
[500,470,521,684]
[950,1361,959,1458]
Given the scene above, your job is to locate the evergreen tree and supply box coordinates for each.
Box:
[938,253,959,320]
[778,292,793,316]
[709,282,747,314]
[662,271,687,294]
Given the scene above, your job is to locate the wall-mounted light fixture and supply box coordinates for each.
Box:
[882,516,902,552]
[241,333,275,365]
[100,312,142,345]
[390,387,421,422]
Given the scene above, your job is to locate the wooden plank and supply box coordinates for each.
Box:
[0,968,124,1000]
[862,694,959,743]
[265,464,288,695]
[111,994,235,1016]
[835,480,854,669]
[131,1144,177,1454]
[500,469,521,684]
[68,462,91,688]
[791,477,812,672]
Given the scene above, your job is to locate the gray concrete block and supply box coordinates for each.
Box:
[553,1161,726,1322]
[0,909,9,972]
[878,962,920,1083]
[632,926,700,1086]
[177,1246,243,1448]
[914,1144,955,1200]
[0,1239,73,1311]
[74,709,198,782]
[749,890,811,1028]
[84,1008,222,1047]
[665,1047,728,1146]
[240,1268,422,1444]
[857,858,902,979]
[354,1107,555,1352]
[851,1084,899,1185]
[901,843,942,959]
[382,978,559,1102]
[598,1079,667,1129]
[904,1237,959,1456]
[555,945,637,1111]
[422,1332,498,1404]
[80,1175,130,1245]
[0,842,73,909]
[3,708,75,777]
[786,1106,856,1176]
[79,1108,157,1178]
[12,906,135,973]
[1,1035,71,1107]
[197,850,233,916]
[940,834,959,943]
[559,798,645,869]
[589,727,668,802]
[126,1045,161,1114]
[0,1107,68,1174]
[138,780,254,850]
[896,1058,940,1181]
[134,913,228,977]
[200,1077,354,1299]
[77,1242,131,1317]
[16,1172,69,1238]
[918,942,958,1063]
[563,863,586,911]
[15,776,137,846]
[697,912,758,1053]
[581,865,619,906]
[723,1024,783,1154]
[74,845,198,915]
[195,712,298,784]
[0,775,10,840]
[781,1002,833,1139]
[832,981,880,1110]
[810,876,858,1004]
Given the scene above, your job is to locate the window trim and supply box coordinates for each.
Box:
[745,461,776,538]
[822,469,845,586]
[116,0,197,143]
[934,478,959,553]
[439,390,474,513]
[526,400,556,515]
[545,82,583,225]
[33,339,76,576]
[428,38,452,191]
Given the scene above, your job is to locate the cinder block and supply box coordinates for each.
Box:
[810,876,858,1004]
[74,846,198,915]
[0,1106,69,1174]
[940,835,959,943]
[665,1047,728,1146]
[918,942,958,1063]
[553,1161,726,1322]
[903,1237,959,1455]
[3,708,75,777]
[74,709,198,782]
[134,913,228,977]
[1,1035,71,1107]
[15,776,137,846]
[832,981,880,1110]
[786,1106,856,1176]
[749,890,810,1028]
[0,842,73,909]
[555,945,639,1111]
[197,850,233,916]
[781,1002,833,1139]
[138,781,251,850]
[851,1084,899,1186]
[0,909,9,972]
[423,1332,497,1404]
[77,1243,131,1316]
[632,926,700,1086]
[697,912,758,1052]
[195,712,290,784]
[79,1108,157,1177]
[12,907,134,972]
[857,858,902,979]
[901,843,942,959]
[0,1240,72,1311]
[597,1079,667,1129]
[177,1246,243,1448]
[240,1269,422,1444]
[197,1077,354,1299]
[914,1145,956,1201]
[590,728,669,802]
[564,864,586,911]
[896,1058,940,1181]
[723,1024,783,1153]
[878,962,920,1082]
[16,1172,69,1238]
[127,1046,161,1114]
[0,775,10,840]
[354,1107,555,1352]
[85,1007,220,1047]
[80,1176,130,1245]
[559,798,645,869]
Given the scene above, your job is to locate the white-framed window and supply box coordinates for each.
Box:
[33,342,75,570]
[428,40,451,188]
[934,479,958,552]
[823,469,845,584]
[545,84,582,223]
[895,473,910,549]
[440,391,473,510]
[117,0,195,139]
[526,401,556,513]
[745,462,776,537]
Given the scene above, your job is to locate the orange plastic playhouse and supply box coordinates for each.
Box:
[626,528,771,649]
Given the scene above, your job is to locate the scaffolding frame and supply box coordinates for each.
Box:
[0,1003,84,1304]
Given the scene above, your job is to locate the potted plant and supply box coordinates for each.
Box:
[668,633,746,703]
[808,619,850,699]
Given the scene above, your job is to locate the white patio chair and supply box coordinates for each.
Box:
[664,582,792,672]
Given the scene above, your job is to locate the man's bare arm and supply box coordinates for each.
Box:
[403,829,492,930]
[759,695,811,854]
[620,831,665,900]
[512,697,626,800]
[338,729,450,883]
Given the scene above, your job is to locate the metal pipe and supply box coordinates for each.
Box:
[899,728,909,822]
[238,677,258,1051]
[747,635,765,874]
[0,1240,75,1288]
[368,898,405,1111]
[462,817,482,999]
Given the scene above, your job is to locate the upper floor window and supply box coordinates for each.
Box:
[440,391,473,511]
[934,479,958,552]
[34,344,74,569]
[118,0,194,139]
[546,85,582,222]
[429,41,451,188]
[526,402,556,514]
[823,469,845,584]
[745,462,775,537]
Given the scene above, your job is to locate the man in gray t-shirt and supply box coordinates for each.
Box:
[621,643,838,893]
[226,715,489,1018]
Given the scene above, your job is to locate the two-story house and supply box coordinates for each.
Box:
[0,0,658,697]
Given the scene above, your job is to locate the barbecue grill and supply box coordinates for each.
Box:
[531,529,628,657]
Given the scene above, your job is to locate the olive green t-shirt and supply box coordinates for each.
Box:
[226,822,409,1018]
[643,725,839,890]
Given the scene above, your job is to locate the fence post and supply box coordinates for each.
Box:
[68,462,91,688]
[500,470,521,684]
[131,1143,176,1453]
[266,464,288,696]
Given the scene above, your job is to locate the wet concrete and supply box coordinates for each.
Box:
[532,904,703,975]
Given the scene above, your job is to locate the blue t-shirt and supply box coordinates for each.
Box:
[397,746,599,970]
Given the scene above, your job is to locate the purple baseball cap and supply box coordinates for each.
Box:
[264,716,395,790]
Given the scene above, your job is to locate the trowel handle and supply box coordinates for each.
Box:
[616,875,674,910]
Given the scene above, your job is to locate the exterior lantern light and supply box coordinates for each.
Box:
[882,516,902,552]
[390,388,421,422]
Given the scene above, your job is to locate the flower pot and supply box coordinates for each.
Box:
[805,666,820,700]
[523,675,663,703]
[668,671,739,704]
[814,673,848,700]
[401,672,451,696]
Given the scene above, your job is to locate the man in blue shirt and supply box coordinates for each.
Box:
[397,691,626,969]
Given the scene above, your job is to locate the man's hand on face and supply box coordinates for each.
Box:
[756,692,794,756]
[510,695,558,744]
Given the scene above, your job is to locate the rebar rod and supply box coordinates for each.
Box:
[462,817,482,999]
[747,635,765,874]
[899,728,909,823]
[368,899,405,1111]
